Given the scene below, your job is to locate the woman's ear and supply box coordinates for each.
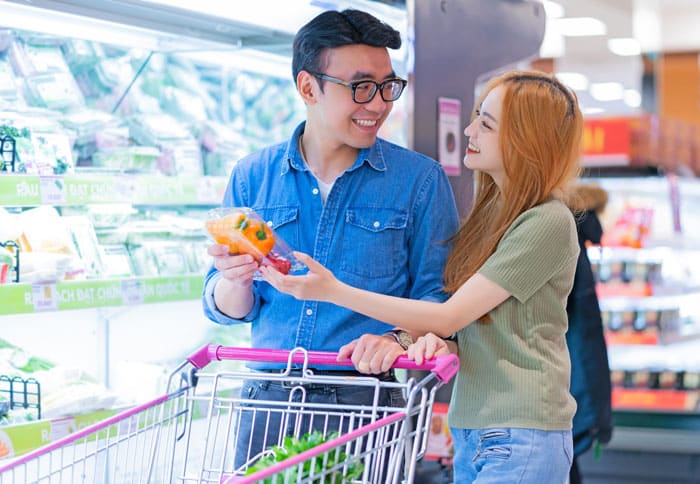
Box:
[297,71,317,106]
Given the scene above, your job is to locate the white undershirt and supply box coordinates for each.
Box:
[313,174,335,203]
[299,135,335,202]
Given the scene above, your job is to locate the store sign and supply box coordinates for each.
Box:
[581,118,631,166]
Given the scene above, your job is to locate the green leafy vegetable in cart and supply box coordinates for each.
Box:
[244,431,363,483]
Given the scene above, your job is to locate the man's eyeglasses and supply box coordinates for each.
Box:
[310,72,407,104]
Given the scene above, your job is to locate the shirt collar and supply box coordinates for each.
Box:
[281,121,387,176]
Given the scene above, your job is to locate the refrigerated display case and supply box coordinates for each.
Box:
[0,0,411,461]
[578,175,700,482]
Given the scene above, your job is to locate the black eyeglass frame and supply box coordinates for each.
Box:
[309,72,407,104]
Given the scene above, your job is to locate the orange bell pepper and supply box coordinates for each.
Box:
[206,212,275,259]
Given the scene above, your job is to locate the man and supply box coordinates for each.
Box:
[202,8,459,470]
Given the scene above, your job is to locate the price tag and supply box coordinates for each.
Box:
[39,176,66,204]
[121,279,144,305]
[31,283,58,311]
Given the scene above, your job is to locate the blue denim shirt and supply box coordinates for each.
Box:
[203,122,459,368]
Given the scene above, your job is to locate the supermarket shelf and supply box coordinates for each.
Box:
[609,409,700,454]
[606,425,700,454]
[0,174,227,206]
[0,275,204,315]
[0,386,236,461]
[0,408,118,461]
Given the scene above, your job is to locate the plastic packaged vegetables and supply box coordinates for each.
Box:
[205,207,305,276]
[244,431,363,483]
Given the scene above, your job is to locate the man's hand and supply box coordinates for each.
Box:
[208,244,258,287]
[337,333,405,374]
[208,244,258,318]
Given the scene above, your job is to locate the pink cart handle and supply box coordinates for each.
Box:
[187,344,459,383]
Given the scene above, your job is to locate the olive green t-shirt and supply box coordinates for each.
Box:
[448,199,579,431]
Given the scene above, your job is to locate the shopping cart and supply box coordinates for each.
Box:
[0,344,458,483]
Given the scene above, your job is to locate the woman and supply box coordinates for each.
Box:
[262,70,583,483]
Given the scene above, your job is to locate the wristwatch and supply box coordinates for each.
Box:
[384,329,414,350]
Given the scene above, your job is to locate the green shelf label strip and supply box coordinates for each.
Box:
[0,276,204,315]
[0,175,227,205]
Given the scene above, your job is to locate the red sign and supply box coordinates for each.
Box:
[582,118,631,166]
[612,388,697,411]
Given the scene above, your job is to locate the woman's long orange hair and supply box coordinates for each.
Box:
[443,70,583,293]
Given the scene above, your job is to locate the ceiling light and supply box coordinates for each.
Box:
[543,1,565,19]
[624,89,642,108]
[590,82,625,102]
[608,38,642,56]
[0,2,167,50]
[582,107,605,116]
[556,72,589,91]
[555,17,607,37]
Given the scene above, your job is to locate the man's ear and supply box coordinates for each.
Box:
[297,70,317,106]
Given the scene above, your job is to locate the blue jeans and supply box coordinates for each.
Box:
[450,427,573,483]
[233,373,405,470]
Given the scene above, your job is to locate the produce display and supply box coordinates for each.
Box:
[206,207,306,275]
[244,431,363,483]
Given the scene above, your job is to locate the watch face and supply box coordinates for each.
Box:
[396,330,413,349]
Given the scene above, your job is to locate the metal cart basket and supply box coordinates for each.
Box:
[0,344,458,483]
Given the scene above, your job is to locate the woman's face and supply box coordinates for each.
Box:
[463,84,505,186]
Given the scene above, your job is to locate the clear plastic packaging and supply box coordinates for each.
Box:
[205,207,306,276]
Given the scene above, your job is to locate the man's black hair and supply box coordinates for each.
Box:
[292,9,401,85]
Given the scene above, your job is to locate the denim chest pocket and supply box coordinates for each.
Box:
[253,206,299,249]
[341,208,408,278]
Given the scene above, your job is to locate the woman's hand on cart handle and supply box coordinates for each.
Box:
[407,333,457,366]
[186,344,459,383]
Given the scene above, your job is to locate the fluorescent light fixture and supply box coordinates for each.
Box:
[624,89,642,108]
[0,1,233,51]
[555,17,607,37]
[556,72,589,91]
[138,0,323,35]
[178,49,292,79]
[543,1,565,19]
[137,0,407,67]
[590,82,625,102]
[608,38,642,56]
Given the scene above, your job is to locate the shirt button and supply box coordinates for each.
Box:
[266,221,273,226]
[306,309,313,316]
[373,221,380,228]
[312,188,319,195]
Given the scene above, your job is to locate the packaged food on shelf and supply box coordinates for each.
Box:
[0,247,13,284]
[206,207,306,276]
[84,204,137,230]
[99,244,134,278]
[24,73,85,111]
[0,60,21,102]
[8,41,71,77]
[61,39,102,70]
[120,214,208,276]
[198,120,251,176]
[63,215,106,278]
[59,109,127,163]
[91,146,160,173]
[17,206,76,255]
